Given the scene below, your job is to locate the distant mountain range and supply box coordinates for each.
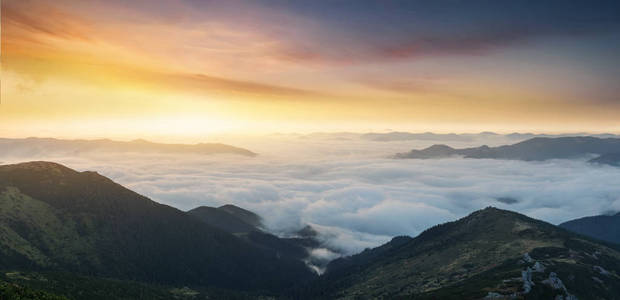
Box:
[1,161,619,299]
[560,212,620,245]
[269,131,620,144]
[0,137,256,157]
[361,132,477,142]
[361,132,619,142]
[395,136,620,164]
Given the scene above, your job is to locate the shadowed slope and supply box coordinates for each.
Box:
[187,206,259,234]
[0,161,314,292]
[187,205,319,270]
[560,213,620,245]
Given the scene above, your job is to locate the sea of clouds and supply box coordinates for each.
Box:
[2,133,620,258]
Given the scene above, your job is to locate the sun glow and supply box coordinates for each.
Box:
[2,0,620,139]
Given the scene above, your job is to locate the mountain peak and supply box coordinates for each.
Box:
[471,206,508,216]
[0,161,112,183]
[413,206,550,245]
[218,204,245,210]
[297,225,319,238]
[217,204,263,228]
[0,161,86,183]
[188,205,263,234]
[2,161,74,172]
[314,207,620,299]
[394,144,459,159]
[130,138,151,144]
[424,144,454,151]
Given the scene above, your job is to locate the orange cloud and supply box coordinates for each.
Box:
[2,0,326,100]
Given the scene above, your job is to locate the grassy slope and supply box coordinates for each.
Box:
[301,208,620,299]
[0,187,99,270]
[0,162,315,293]
[0,271,273,300]
[0,280,69,300]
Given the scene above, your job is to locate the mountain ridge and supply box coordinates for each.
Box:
[296,207,620,299]
[361,132,620,142]
[395,136,620,162]
[0,137,256,157]
[0,161,314,293]
[187,205,260,234]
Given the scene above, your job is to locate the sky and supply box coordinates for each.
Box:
[2,0,620,140]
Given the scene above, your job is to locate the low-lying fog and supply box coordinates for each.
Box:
[2,133,620,258]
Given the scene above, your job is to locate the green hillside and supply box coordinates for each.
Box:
[0,162,315,294]
[298,208,620,299]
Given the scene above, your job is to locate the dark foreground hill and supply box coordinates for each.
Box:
[187,205,315,266]
[395,136,620,162]
[187,205,339,274]
[1,280,68,300]
[560,213,620,245]
[295,207,620,299]
[0,161,314,294]
[0,137,256,157]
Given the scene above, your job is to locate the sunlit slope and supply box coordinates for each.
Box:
[302,208,620,299]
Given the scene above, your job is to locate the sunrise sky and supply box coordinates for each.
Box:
[2,0,620,141]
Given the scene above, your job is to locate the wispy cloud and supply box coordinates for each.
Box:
[2,0,327,99]
[160,73,326,98]
[2,1,93,41]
